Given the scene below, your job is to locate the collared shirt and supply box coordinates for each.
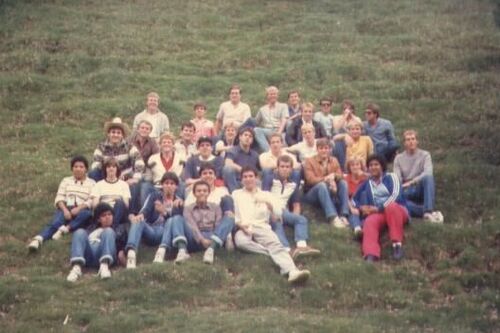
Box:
[184,186,230,207]
[233,188,283,228]
[226,145,259,169]
[133,109,170,139]
[183,202,222,243]
[127,133,159,163]
[363,118,397,153]
[259,150,299,170]
[175,140,197,162]
[191,118,215,141]
[255,102,288,130]
[54,176,95,208]
[216,101,252,128]
[262,174,300,210]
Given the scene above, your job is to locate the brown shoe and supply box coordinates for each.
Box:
[290,246,321,260]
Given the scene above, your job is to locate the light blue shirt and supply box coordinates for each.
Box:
[370,179,391,208]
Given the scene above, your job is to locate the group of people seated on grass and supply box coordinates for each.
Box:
[28,85,444,283]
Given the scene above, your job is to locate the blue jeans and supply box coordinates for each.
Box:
[348,212,362,229]
[403,175,436,217]
[171,215,235,252]
[303,181,350,219]
[39,208,92,241]
[222,166,241,193]
[271,210,308,248]
[158,215,183,249]
[112,199,128,228]
[254,127,273,152]
[332,140,347,172]
[126,221,164,252]
[70,228,116,267]
[220,195,235,213]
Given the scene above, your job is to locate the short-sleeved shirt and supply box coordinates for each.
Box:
[256,102,288,130]
[226,145,259,169]
[216,101,251,128]
[91,179,131,207]
[191,118,215,141]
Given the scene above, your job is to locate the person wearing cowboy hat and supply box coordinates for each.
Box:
[88,117,145,187]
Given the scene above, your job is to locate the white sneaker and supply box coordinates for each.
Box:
[225,234,235,252]
[98,263,111,279]
[203,248,214,265]
[424,212,440,223]
[340,216,350,227]
[432,211,444,223]
[126,250,136,269]
[288,269,311,284]
[153,247,166,263]
[67,265,82,282]
[52,230,63,240]
[333,217,347,228]
[175,250,190,264]
[28,236,43,251]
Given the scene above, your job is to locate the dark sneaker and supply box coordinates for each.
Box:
[291,246,321,260]
[392,244,404,261]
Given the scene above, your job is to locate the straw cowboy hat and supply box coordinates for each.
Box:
[104,117,130,136]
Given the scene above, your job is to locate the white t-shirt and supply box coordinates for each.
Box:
[91,179,131,207]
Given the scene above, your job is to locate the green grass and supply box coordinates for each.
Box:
[1,0,499,331]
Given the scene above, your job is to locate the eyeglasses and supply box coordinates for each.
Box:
[320,103,331,107]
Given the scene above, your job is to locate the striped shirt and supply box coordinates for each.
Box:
[54,176,95,208]
[91,139,145,181]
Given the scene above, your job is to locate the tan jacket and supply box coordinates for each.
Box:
[303,155,343,190]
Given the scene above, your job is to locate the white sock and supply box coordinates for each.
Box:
[393,242,402,247]
[156,247,166,257]
[296,240,307,248]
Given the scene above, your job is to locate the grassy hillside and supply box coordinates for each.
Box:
[1,0,499,331]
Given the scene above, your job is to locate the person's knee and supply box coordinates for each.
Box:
[73,228,87,238]
[101,227,116,238]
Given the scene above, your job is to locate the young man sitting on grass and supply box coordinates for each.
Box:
[233,166,311,284]
[125,172,185,268]
[262,155,321,259]
[29,156,95,251]
[66,203,117,282]
[393,129,443,223]
[170,180,235,264]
